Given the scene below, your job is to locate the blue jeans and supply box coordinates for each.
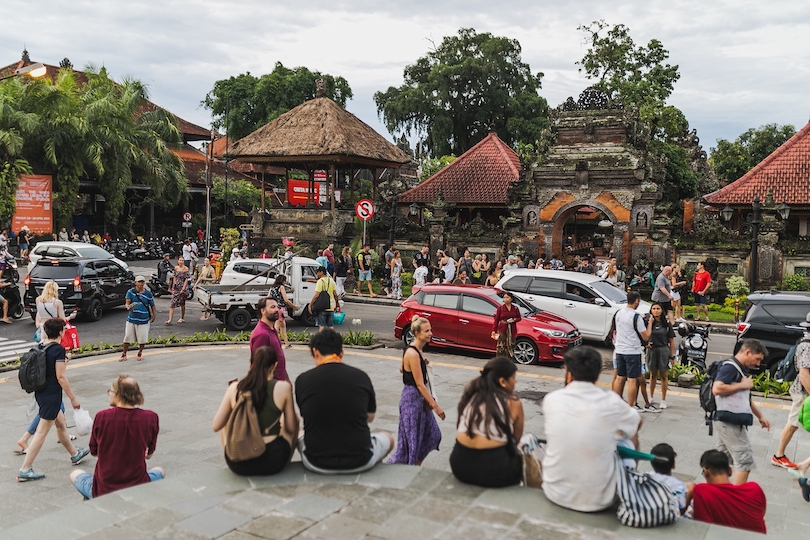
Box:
[73,469,164,499]
[316,311,334,327]
[28,401,65,435]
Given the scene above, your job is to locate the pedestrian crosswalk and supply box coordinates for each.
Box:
[0,337,36,365]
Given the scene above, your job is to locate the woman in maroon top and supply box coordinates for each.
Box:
[492,292,521,359]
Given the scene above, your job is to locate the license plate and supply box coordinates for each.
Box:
[571,338,583,347]
[686,349,704,357]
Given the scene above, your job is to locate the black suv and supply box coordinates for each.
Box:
[24,258,135,321]
[736,291,810,373]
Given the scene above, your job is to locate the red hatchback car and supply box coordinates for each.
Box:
[394,284,582,364]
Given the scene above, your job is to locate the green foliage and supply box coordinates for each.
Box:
[343,329,375,346]
[752,372,791,397]
[710,124,796,184]
[723,295,748,309]
[656,141,698,199]
[418,155,456,182]
[781,273,810,291]
[668,363,705,385]
[725,276,749,299]
[375,28,549,157]
[203,63,353,140]
[219,227,242,265]
[211,175,261,215]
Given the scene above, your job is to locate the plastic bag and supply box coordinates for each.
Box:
[74,407,93,436]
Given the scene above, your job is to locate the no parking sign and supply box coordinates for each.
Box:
[355,199,375,221]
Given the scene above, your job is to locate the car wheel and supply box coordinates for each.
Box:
[299,309,316,328]
[86,299,103,322]
[11,303,24,319]
[226,308,252,331]
[513,338,538,365]
[402,324,415,347]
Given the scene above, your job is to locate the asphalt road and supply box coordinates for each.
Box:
[0,263,739,367]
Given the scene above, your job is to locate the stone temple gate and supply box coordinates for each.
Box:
[513,89,663,265]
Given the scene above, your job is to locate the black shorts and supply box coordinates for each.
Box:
[657,300,672,313]
[449,441,521,488]
[36,388,63,421]
[225,436,291,476]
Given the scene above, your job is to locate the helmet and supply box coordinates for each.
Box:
[677,322,691,337]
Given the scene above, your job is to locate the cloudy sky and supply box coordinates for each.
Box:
[2,0,809,153]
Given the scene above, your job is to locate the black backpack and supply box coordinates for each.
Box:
[699,358,741,436]
[18,342,56,394]
[775,336,810,383]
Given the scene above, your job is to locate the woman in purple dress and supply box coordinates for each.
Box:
[389,315,445,465]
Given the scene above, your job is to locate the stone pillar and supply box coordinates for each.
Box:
[539,222,554,258]
[429,219,445,257]
[613,223,628,265]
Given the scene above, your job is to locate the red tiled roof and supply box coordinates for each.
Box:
[211,137,285,176]
[704,121,810,206]
[174,144,254,185]
[398,133,521,204]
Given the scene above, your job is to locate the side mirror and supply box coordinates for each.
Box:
[594,298,606,306]
[127,272,135,280]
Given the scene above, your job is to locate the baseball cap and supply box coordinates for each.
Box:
[134,275,146,282]
[801,311,810,328]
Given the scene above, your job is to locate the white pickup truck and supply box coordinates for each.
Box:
[196,256,323,330]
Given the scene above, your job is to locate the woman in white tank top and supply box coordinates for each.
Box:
[35,280,74,329]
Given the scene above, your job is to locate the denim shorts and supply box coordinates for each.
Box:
[73,469,164,499]
[358,269,372,281]
[694,292,708,305]
[615,353,642,378]
[316,311,334,327]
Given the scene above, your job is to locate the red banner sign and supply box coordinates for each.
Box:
[286,179,341,207]
[12,174,53,234]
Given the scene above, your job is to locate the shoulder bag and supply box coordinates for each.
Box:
[223,390,266,462]
[311,278,331,313]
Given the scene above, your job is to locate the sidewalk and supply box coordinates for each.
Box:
[0,344,807,537]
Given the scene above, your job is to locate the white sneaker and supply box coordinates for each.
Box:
[645,404,661,413]
[660,400,667,409]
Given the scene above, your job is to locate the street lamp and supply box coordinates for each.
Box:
[0,62,47,81]
[721,196,791,291]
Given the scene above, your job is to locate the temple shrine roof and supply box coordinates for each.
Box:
[398,133,521,205]
[704,121,810,207]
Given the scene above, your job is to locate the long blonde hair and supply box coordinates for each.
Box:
[37,280,59,304]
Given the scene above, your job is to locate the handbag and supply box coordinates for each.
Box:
[614,453,678,527]
[311,278,332,313]
[223,391,266,462]
[61,323,80,351]
[799,396,810,432]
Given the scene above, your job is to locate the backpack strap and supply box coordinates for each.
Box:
[721,359,745,381]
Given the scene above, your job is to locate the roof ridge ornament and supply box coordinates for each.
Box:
[315,78,325,98]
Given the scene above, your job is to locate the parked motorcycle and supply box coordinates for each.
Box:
[1,280,24,319]
[677,321,711,372]
[149,273,171,297]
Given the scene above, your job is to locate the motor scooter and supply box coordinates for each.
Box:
[2,252,19,284]
[676,321,711,372]
[149,273,171,297]
[0,280,24,319]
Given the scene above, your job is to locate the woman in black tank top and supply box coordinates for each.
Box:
[388,315,445,465]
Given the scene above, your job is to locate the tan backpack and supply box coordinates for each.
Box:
[224,390,266,462]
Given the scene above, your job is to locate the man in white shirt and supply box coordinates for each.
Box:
[612,291,653,411]
[542,346,642,512]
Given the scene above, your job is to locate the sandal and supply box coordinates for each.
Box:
[136,352,143,361]
[165,321,172,325]
[13,442,27,455]
[119,354,127,362]
[285,343,293,349]
[177,319,185,324]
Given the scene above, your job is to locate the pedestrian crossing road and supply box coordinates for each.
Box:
[0,337,35,365]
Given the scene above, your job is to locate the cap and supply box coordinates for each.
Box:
[801,311,810,328]
[316,266,327,274]
[232,248,239,253]
[134,275,146,282]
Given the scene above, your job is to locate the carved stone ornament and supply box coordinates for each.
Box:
[523,205,541,229]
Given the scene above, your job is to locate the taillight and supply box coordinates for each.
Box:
[24,275,30,286]
[73,276,82,292]
[737,322,750,336]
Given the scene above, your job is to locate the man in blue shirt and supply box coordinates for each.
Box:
[122,276,156,361]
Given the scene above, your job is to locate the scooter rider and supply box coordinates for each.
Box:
[0,277,13,323]
[157,254,173,284]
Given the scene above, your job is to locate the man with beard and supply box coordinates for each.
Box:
[249,297,288,381]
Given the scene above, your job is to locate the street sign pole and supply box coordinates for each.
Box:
[363,220,367,246]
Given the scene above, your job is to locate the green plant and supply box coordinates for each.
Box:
[667,363,705,385]
[752,372,791,397]
[781,273,810,291]
[219,227,242,265]
[342,329,375,346]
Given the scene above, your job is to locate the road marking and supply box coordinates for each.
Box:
[0,337,37,365]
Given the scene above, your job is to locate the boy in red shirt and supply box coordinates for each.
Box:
[692,261,712,322]
[687,449,766,534]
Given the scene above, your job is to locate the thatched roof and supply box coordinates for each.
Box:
[229,97,410,168]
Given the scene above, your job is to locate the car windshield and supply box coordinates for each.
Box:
[490,292,535,317]
[590,280,628,303]
[75,245,112,259]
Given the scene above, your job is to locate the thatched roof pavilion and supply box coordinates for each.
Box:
[229,95,409,210]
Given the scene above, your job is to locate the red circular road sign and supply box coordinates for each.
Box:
[355,199,375,221]
[182,212,192,221]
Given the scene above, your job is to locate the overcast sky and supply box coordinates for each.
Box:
[3,0,809,154]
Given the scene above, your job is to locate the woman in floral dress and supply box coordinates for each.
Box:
[391,250,403,300]
[166,258,190,324]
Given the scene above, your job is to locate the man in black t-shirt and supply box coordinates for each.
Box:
[295,330,393,473]
[413,244,432,282]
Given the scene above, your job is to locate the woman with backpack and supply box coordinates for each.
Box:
[212,346,298,476]
[269,275,297,349]
[17,318,90,481]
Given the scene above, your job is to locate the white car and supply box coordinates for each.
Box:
[27,241,129,273]
[218,257,320,286]
[496,269,650,342]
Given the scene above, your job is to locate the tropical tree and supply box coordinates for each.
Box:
[0,80,36,225]
[710,124,796,184]
[374,28,548,157]
[203,63,353,140]
[211,176,261,216]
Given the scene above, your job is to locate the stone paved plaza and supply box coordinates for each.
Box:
[1,343,808,538]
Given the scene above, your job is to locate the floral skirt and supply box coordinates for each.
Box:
[388,385,441,465]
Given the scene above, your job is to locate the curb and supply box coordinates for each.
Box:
[343,295,403,307]
[0,339,385,372]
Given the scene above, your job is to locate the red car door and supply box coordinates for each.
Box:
[459,293,499,352]
[420,291,460,346]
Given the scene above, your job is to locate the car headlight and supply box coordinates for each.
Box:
[689,335,705,349]
[535,327,566,338]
